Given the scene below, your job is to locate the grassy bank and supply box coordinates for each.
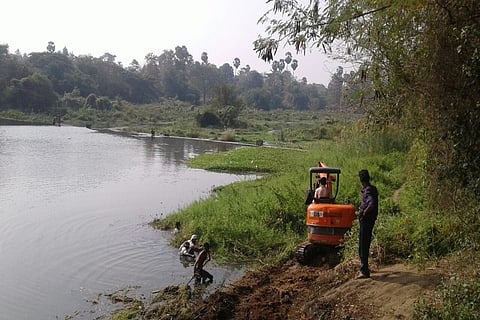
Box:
[147,123,480,319]
[63,102,359,146]
[0,110,52,125]
[152,125,410,265]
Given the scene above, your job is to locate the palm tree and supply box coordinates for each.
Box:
[271,60,279,72]
[291,59,298,76]
[279,59,285,72]
[47,41,55,53]
[233,57,240,75]
[285,52,292,71]
[201,52,209,64]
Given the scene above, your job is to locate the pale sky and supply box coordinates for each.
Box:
[1,0,349,85]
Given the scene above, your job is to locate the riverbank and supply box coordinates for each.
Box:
[110,128,414,319]
[95,126,261,148]
[112,253,466,320]
[112,124,480,319]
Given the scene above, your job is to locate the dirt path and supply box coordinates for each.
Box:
[192,259,443,320]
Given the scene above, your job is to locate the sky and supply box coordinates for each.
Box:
[1,0,351,85]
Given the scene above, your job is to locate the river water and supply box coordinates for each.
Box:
[0,125,249,319]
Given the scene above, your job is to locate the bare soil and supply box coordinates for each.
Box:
[190,258,444,320]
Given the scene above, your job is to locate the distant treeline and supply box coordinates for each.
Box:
[0,43,355,116]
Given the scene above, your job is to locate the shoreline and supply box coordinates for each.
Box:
[95,126,259,147]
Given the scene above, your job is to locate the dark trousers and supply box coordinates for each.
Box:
[359,217,375,276]
[195,269,213,284]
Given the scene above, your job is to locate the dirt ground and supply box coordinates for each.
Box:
[189,258,444,320]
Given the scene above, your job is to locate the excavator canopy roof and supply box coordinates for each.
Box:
[309,167,341,175]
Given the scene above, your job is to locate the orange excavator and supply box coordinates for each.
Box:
[296,162,356,265]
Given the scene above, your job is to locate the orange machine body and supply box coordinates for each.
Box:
[306,202,356,246]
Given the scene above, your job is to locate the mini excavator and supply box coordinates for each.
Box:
[296,162,356,265]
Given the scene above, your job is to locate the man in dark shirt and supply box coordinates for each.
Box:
[357,169,379,279]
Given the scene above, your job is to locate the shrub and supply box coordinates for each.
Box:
[414,275,480,320]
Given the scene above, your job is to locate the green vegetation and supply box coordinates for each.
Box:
[152,125,410,265]
[413,251,480,320]
[151,116,478,318]
[254,2,480,318]
[0,109,52,125]
[0,42,342,123]
[3,1,479,318]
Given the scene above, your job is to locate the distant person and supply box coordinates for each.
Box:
[151,128,155,139]
[172,221,181,235]
[194,242,213,284]
[178,234,201,258]
[314,177,329,199]
[357,169,379,279]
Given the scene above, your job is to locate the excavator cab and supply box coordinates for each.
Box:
[296,165,356,265]
[305,167,340,205]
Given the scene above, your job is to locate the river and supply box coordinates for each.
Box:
[0,125,249,319]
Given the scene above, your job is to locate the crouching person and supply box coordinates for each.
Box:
[194,242,213,284]
[178,234,200,258]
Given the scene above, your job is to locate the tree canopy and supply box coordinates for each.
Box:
[255,0,480,201]
[0,42,355,119]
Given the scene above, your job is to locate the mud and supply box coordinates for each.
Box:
[108,258,444,320]
[190,259,442,320]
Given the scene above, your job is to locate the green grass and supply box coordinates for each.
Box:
[153,126,411,265]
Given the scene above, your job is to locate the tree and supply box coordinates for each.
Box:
[0,44,8,56]
[100,52,116,63]
[233,57,240,75]
[128,59,140,72]
[271,61,279,72]
[236,70,264,92]
[7,72,57,113]
[241,65,251,73]
[242,88,271,110]
[291,59,298,75]
[190,61,220,105]
[196,109,221,128]
[255,0,480,214]
[326,66,344,109]
[201,52,208,65]
[278,59,285,72]
[47,41,55,53]
[218,63,235,84]
[28,52,78,95]
[213,83,241,109]
[84,93,97,108]
[285,52,292,70]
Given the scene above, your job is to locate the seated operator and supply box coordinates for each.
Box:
[314,177,330,199]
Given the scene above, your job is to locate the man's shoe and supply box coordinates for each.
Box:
[355,272,370,279]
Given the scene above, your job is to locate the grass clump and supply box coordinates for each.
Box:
[414,251,480,320]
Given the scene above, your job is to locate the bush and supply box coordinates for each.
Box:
[196,110,221,128]
[414,275,480,320]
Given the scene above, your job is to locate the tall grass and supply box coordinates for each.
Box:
[154,125,411,265]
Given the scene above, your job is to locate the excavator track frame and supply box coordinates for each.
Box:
[296,241,341,267]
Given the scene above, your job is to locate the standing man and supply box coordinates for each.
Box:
[357,169,379,279]
[194,242,213,284]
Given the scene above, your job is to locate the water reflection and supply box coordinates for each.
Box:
[141,135,240,166]
[0,126,249,319]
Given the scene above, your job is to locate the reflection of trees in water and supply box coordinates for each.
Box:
[143,137,238,166]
